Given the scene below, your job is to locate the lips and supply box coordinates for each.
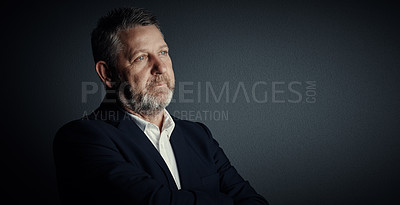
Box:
[148,82,169,92]
[150,79,168,87]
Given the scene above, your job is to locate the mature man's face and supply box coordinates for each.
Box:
[115,25,175,116]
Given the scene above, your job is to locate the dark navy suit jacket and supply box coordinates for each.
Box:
[53,103,268,205]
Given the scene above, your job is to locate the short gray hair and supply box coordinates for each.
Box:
[91,8,160,73]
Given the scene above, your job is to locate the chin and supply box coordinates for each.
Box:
[154,91,173,106]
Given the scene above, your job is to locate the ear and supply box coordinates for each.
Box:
[95,61,114,89]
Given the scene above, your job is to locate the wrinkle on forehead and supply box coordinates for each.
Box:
[118,25,165,52]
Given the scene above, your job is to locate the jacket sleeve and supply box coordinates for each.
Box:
[53,120,233,205]
[197,123,269,205]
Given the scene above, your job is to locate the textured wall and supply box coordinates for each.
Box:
[4,0,399,204]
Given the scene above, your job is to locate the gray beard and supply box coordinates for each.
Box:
[117,81,174,117]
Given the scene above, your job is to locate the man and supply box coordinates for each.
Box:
[53,7,268,205]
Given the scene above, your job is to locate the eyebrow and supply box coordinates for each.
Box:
[159,45,169,50]
[127,44,169,60]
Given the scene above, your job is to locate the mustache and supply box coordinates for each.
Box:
[147,75,173,89]
[117,74,174,100]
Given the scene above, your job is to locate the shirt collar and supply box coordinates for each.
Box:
[122,108,175,137]
[161,110,175,133]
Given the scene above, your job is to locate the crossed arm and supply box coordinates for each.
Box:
[53,120,268,205]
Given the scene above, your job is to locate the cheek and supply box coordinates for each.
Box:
[170,72,175,85]
[127,73,146,91]
[166,60,175,79]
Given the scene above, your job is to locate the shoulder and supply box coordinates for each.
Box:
[56,117,113,134]
[172,116,217,148]
[171,116,222,161]
[54,110,122,146]
[173,116,211,136]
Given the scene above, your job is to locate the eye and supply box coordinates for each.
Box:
[160,50,168,55]
[135,55,146,62]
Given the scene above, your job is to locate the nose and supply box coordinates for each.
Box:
[151,56,167,75]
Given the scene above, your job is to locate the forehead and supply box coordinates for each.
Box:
[118,25,166,50]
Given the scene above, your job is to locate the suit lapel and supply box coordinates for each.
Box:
[111,107,178,190]
[170,123,202,189]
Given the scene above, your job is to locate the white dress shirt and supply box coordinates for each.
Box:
[125,109,181,190]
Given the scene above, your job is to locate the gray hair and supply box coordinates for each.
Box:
[91,8,161,74]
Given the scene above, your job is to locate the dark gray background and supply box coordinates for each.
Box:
[3,0,399,204]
